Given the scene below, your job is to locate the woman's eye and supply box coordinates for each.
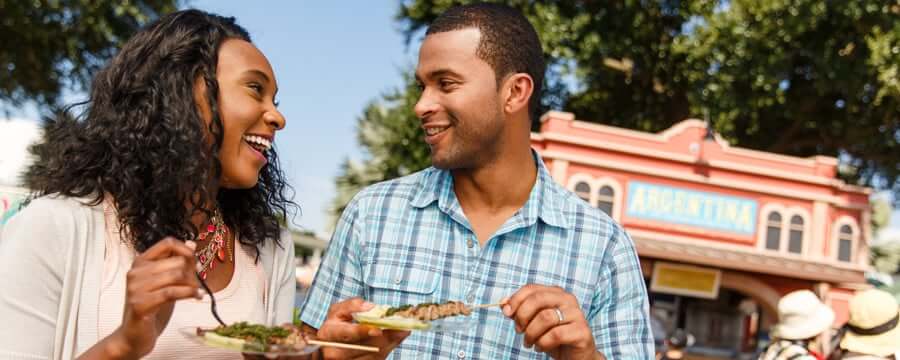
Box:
[248,83,263,93]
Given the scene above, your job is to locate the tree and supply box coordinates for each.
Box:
[870,238,900,299]
[329,74,431,222]
[397,0,900,199]
[872,196,893,234]
[870,196,898,290]
[872,242,900,274]
[1,0,180,109]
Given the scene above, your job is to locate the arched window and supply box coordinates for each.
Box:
[788,215,804,254]
[597,186,614,215]
[765,212,782,251]
[837,225,853,262]
[574,182,591,203]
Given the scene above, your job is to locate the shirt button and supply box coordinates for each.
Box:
[467,294,476,303]
[466,240,474,248]
[457,350,466,358]
[394,277,402,285]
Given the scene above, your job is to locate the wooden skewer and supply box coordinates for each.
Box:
[308,340,379,353]
[470,303,503,309]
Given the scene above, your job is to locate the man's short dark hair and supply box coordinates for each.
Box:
[427,3,546,120]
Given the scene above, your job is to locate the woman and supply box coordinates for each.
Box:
[759,290,834,360]
[0,9,296,359]
[832,289,900,359]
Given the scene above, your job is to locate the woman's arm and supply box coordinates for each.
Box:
[0,199,72,359]
[273,235,297,325]
[0,198,201,360]
[76,238,201,360]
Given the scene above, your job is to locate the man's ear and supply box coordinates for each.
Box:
[501,73,534,115]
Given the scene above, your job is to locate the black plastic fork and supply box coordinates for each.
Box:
[196,272,226,327]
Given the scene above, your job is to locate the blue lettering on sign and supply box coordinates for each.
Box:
[626,181,757,235]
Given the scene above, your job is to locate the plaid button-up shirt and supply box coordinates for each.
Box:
[301,154,653,359]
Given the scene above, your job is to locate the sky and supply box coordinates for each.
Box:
[188,1,420,236]
[1,0,899,240]
[2,1,419,237]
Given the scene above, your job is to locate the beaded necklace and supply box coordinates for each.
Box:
[195,210,232,279]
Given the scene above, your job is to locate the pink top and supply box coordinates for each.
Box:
[96,204,267,359]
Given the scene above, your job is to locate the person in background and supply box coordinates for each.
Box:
[759,290,835,360]
[650,307,668,356]
[660,329,694,360]
[832,289,900,360]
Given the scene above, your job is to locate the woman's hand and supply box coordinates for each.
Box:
[92,238,202,359]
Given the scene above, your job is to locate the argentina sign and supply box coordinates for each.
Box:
[626,181,757,235]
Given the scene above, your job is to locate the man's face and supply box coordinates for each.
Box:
[414,28,505,170]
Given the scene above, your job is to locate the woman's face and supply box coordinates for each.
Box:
[197,39,286,189]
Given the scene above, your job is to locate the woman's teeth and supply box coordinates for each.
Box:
[425,127,447,136]
[243,135,272,153]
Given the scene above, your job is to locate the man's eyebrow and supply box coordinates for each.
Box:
[420,68,463,81]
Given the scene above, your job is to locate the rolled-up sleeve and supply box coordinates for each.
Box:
[299,195,366,329]
[589,225,653,359]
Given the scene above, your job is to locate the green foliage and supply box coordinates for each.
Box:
[0,0,180,108]
[329,73,431,222]
[872,196,893,233]
[871,241,900,274]
[396,0,900,198]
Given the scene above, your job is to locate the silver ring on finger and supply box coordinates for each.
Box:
[554,307,565,325]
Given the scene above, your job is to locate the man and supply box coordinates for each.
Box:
[303,3,652,359]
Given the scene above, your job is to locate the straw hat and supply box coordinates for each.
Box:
[772,290,835,340]
[840,289,900,357]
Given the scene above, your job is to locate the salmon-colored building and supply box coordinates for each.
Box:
[531,111,872,358]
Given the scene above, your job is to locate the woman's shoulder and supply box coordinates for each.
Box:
[0,195,105,270]
[14,195,101,223]
[248,231,294,277]
[29,194,98,208]
[256,233,293,260]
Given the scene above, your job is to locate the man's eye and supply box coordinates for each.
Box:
[248,83,263,93]
[440,80,456,89]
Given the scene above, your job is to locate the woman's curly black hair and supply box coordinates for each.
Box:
[24,9,297,254]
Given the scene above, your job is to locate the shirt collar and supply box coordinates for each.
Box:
[410,150,571,230]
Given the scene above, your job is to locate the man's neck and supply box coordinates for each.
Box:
[451,146,537,213]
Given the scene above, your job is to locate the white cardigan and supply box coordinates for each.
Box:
[0,196,296,360]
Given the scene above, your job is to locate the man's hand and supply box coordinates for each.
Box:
[503,284,604,360]
[315,298,410,360]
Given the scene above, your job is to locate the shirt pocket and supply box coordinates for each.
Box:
[362,261,440,306]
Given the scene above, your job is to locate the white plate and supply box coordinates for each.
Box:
[179,327,320,357]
